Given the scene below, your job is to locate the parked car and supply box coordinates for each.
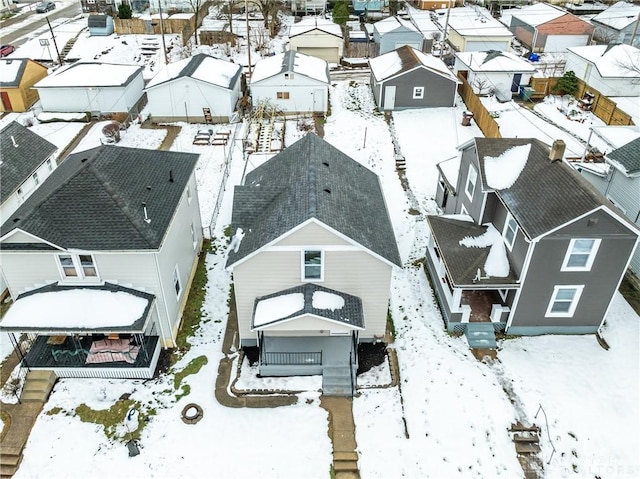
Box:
[0,45,15,57]
[35,2,56,13]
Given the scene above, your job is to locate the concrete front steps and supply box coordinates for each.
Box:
[0,445,22,479]
[21,370,57,403]
[465,322,497,349]
[322,366,353,397]
[333,451,359,476]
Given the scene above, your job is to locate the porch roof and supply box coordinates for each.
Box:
[252,283,364,330]
[0,282,155,334]
[427,216,519,287]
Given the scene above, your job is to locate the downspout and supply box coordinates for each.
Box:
[153,251,175,347]
[505,237,536,332]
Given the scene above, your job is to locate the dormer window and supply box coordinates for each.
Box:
[58,254,98,279]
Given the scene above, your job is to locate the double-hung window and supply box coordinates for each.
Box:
[58,254,98,279]
[561,239,601,271]
[302,250,323,281]
[503,213,518,251]
[546,285,584,317]
[465,165,477,200]
[413,87,425,99]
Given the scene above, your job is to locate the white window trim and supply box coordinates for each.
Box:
[186,186,192,205]
[301,249,324,282]
[173,265,182,298]
[57,253,99,280]
[465,164,477,201]
[561,238,601,272]
[460,204,468,216]
[545,285,584,318]
[413,86,425,99]
[190,223,197,250]
[502,213,518,251]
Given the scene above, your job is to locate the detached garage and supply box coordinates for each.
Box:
[509,3,594,53]
[369,45,459,111]
[289,17,344,64]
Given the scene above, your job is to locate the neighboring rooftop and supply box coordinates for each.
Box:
[250,50,329,83]
[0,146,199,250]
[370,45,458,82]
[226,133,401,268]
[435,7,513,37]
[146,53,242,89]
[592,1,640,30]
[34,62,143,88]
[373,16,420,34]
[607,137,640,176]
[509,3,567,26]
[567,44,640,78]
[455,50,536,72]
[289,16,343,38]
[0,121,57,204]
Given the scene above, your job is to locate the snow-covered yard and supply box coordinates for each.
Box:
[1,15,638,479]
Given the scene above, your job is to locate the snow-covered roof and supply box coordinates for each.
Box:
[509,3,566,26]
[146,54,242,90]
[436,155,461,193]
[455,51,536,73]
[592,1,640,31]
[439,7,513,37]
[374,16,420,35]
[0,59,29,86]
[408,10,440,37]
[250,51,329,84]
[289,16,343,38]
[590,125,640,151]
[369,45,458,83]
[459,223,510,278]
[34,62,143,88]
[567,44,640,78]
[0,283,154,333]
[483,144,531,190]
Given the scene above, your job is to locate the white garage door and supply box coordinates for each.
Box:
[545,35,590,53]
[298,47,339,63]
[465,41,509,52]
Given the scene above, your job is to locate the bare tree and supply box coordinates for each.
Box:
[248,0,283,37]
[614,48,640,83]
[212,0,240,35]
[187,0,206,46]
[473,78,492,96]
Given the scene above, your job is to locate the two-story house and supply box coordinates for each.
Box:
[0,146,203,379]
[427,137,638,347]
[226,133,401,396]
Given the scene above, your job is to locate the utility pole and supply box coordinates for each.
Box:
[46,17,62,65]
[442,0,452,46]
[157,0,169,65]
[245,0,251,77]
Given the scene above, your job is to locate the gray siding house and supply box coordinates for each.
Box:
[372,16,426,55]
[577,137,640,280]
[369,45,459,111]
[226,133,401,396]
[591,2,640,48]
[0,146,203,379]
[427,138,638,347]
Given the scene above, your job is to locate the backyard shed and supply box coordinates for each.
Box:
[373,16,426,55]
[0,58,48,112]
[288,16,344,64]
[88,15,115,36]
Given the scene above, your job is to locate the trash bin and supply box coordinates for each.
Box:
[462,111,474,126]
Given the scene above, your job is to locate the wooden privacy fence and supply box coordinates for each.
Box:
[529,77,634,126]
[457,73,501,138]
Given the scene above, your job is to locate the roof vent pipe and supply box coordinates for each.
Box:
[169,170,174,182]
[11,136,18,148]
[142,202,151,224]
[549,139,566,163]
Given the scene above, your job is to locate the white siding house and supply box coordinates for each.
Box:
[565,44,640,97]
[33,63,145,115]
[250,51,329,114]
[0,146,203,379]
[145,54,243,123]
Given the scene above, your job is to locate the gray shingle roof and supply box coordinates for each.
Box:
[252,283,364,329]
[0,145,199,250]
[426,216,519,287]
[226,133,401,267]
[0,121,57,204]
[474,137,608,239]
[607,137,640,175]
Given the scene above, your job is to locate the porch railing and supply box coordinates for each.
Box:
[261,351,322,366]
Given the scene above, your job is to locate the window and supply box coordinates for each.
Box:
[465,164,477,200]
[276,92,290,99]
[413,87,425,99]
[561,239,601,271]
[32,172,39,186]
[17,188,24,202]
[190,223,197,249]
[546,285,584,317]
[173,266,182,297]
[59,255,78,278]
[186,186,192,204]
[284,72,294,80]
[79,255,97,277]
[503,213,518,251]
[46,159,54,172]
[303,250,322,281]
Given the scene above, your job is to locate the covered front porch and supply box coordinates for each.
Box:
[0,282,162,379]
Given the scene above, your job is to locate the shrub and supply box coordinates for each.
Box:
[555,71,578,96]
[118,3,133,19]
[332,0,349,26]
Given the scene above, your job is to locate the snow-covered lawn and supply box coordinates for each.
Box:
[3,20,639,479]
